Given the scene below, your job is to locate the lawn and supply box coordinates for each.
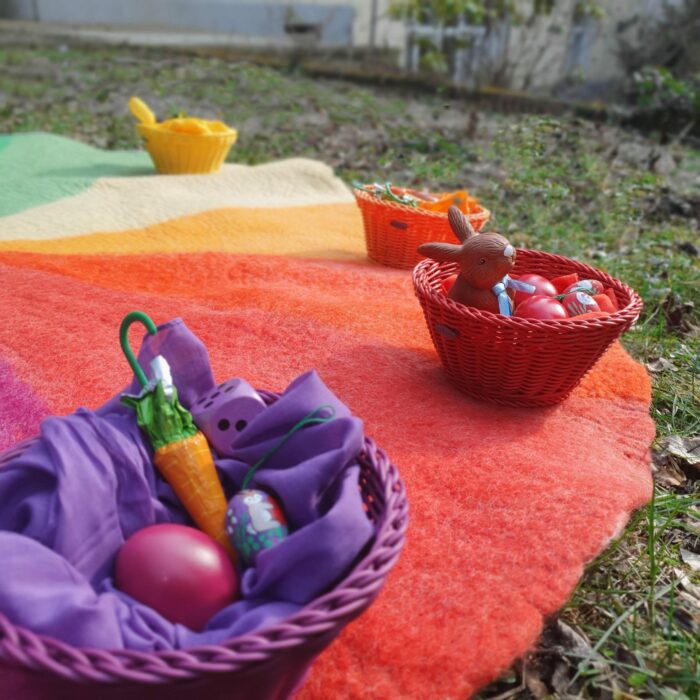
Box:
[1,32,698,699]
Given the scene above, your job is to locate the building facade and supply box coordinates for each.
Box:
[0,0,680,93]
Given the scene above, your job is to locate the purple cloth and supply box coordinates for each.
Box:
[0,319,372,650]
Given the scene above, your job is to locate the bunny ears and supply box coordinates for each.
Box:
[448,205,476,243]
[416,205,478,261]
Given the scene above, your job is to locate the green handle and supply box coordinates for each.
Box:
[241,404,336,490]
[120,311,158,388]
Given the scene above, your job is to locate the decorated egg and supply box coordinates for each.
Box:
[227,489,288,567]
[562,291,601,317]
[115,524,238,631]
[562,279,604,296]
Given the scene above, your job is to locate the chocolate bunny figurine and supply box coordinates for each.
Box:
[418,206,534,316]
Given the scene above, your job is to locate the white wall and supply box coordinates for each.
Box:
[1,0,679,91]
[238,0,405,47]
[472,0,679,90]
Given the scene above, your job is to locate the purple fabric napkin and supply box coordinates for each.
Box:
[0,319,373,650]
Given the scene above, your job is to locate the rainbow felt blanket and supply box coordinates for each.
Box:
[0,133,655,698]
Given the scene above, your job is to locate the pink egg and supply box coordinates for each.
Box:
[115,524,239,631]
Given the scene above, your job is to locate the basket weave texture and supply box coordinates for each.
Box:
[354,189,490,269]
[413,250,644,407]
[0,390,407,700]
[137,124,237,175]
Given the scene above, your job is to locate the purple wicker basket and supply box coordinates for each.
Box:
[0,390,408,700]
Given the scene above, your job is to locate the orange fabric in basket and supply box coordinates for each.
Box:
[593,293,617,314]
[0,247,653,699]
[551,273,579,294]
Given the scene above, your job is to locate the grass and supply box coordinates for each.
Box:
[485,118,700,440]
[0,36,698,699]
[556,486,700,698]
[475,117,700,699]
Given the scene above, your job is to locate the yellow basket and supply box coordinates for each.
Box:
[137,124,238,175]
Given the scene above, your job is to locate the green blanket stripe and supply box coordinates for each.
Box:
[0,132,154,218]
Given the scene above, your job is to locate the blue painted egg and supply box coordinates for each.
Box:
[226,489,288,567]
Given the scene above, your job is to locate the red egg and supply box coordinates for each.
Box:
[562,279,604,296]
[115,524,239,631]
[513,273,557,307]
[562,291,601,317]
[514,295,568,320]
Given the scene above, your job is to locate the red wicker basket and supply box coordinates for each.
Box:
[413,250,644,407]
[0,390,408,700]
[354,188,491,270]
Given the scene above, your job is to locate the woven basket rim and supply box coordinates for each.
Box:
[137,124,238,141]
[0,390,408,684]
[413,250,643,331]
[353,187,490,222]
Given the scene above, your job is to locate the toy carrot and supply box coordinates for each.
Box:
[119,311,235,560]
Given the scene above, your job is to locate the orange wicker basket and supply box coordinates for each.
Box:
[354,188,491,270]
[413,250,643,407]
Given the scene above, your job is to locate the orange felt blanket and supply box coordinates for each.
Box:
[0,136,654,698]
[0,247,653,698]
